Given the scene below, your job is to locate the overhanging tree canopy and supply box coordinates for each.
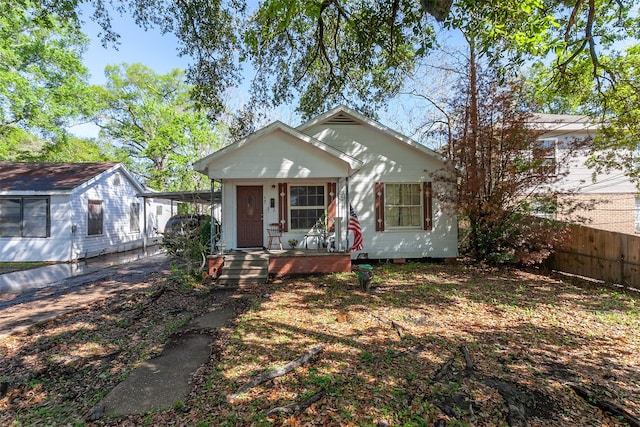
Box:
[17,0,637,119]
[0,0,95,138]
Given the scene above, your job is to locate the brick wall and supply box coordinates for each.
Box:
[557,193,638,235]
[269,254,351,277]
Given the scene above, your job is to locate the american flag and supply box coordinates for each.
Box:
[348,204,363,252]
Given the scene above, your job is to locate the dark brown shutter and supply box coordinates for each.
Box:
[327,182,337,230]
[375,182,385,231]
[423,182,433,231]
[278,183,288,232]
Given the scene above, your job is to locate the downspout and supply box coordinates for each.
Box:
[142,196,147,255]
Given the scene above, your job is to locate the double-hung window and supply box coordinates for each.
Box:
[530,196,557,220]
[385,183,422,228]
[534,139,557,175]
[88,200,103,236]
[375,182,433,231]
[289,185,325,230]
[130,202,140,233]
[0,197,50,237]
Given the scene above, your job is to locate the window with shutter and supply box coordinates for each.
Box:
[375,182,434,231]
[385,183,422,228]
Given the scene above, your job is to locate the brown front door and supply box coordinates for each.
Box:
[237,186,263,248]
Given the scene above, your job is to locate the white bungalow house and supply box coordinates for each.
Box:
[0,162,172,262]
[194,105,458,261]
[529,114,640,235]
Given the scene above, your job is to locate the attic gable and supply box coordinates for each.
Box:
[323,111,360,125]
[298,105,446,162]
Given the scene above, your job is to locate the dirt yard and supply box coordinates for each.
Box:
[1,261,638,426]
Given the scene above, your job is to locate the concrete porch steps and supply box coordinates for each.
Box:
[217,252,269,285]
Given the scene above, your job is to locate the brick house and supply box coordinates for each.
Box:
[531,114,639,234]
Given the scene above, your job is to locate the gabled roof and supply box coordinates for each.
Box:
[297,105,447,162]
[0,162,143,193]
[193,120,363,174]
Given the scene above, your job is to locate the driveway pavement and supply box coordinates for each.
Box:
[0,251,172,338]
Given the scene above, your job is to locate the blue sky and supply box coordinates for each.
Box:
[80,9,189,85]
[71,9,301,139]
[70,8,190,138]
[71,7,433,145]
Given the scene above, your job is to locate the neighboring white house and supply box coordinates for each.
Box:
[530,114,640,234]
[193,105,458,260]
[0,162,171,262]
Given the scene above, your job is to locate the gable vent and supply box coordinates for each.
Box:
[325,112,358,125]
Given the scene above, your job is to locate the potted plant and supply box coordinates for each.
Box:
[288,238,299,249]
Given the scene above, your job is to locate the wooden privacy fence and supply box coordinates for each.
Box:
[547,223,640,287]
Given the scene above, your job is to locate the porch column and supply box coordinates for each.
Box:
[210,179,215,255]
[345,176,350,251]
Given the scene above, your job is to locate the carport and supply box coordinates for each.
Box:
[137,189,221,254]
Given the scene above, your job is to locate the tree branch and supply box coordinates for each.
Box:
[230,345,326,399]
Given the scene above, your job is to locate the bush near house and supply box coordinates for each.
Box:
[162,215,220,273]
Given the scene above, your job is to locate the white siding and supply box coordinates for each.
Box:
[0,195,73,262]
[71,169,145,259]
[0,167,149,262]
[545,130,637,194]
[147,198,173,237]
[316,124,458,259]
[214,119,458,259]
[206,129,352,179]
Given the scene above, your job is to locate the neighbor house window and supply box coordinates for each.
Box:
[530,196,557,220]
[534,139,557,175]
[130,202,140,233]
[0,197,50,237]
[385,183,422,228]
[289,185,325,230]
[88,200,103,235]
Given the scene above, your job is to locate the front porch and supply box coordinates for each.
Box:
[207,249,352,284]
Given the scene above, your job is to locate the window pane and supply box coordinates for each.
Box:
[385,183,421,228]
[130,202,140,232]
[385,206,421,227]
[291,208,325,230]
[0,199,21,237]
[534,139,556,175]
[23,198,48,237]
[88,200,103,235]
[289,186,325,229]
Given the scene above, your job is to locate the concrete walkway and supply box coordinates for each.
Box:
[93,291,253,418]
[1,248,252,419]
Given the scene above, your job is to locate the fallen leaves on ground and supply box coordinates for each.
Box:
[1,261,639,426]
